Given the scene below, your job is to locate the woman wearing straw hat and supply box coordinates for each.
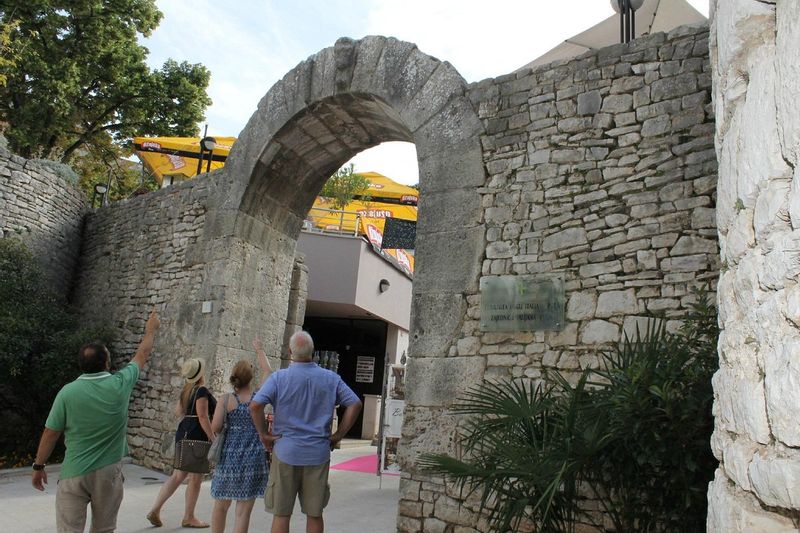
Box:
[147,358,217,529]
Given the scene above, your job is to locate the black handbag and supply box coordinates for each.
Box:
[173,386,211,473]
[174,438,211,473]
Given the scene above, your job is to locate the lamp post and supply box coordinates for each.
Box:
[611,0,645,44]
[196,136,216,175]
[92,183,108,208]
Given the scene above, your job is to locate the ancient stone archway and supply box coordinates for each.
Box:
[69,36,487,478]
[205,35,488,459]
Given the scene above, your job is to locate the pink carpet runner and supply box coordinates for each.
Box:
[331,454,379,474]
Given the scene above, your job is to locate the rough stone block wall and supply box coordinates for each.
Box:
[0,148,87,295]
[73,176,218,469]
[398,25,719,532]
[72,173,307,470]
[708,1,800,530]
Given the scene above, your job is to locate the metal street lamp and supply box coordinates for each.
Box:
[197,136,216,175]
[92,183,108,208]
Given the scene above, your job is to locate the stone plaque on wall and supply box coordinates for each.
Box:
[480,275,565,332]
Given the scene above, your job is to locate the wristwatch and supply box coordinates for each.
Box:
[32,463,46,471]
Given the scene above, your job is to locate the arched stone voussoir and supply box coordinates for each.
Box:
[349,37,469,134]
[223,79,293,202]
[224,35,481,218]
[399,60,469,133]
[412,95,485,160]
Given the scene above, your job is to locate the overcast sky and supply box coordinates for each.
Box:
[143,0,709,184]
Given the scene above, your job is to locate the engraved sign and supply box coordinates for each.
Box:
[480,275,565,332]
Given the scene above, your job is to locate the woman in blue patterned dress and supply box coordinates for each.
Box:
[209,338,272,533]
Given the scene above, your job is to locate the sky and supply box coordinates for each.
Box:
[142,0,710,185]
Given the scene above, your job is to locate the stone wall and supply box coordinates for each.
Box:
[0,148,87,295]
[72,172,307,470]
[707,1,800,530]
[397,25,719,532]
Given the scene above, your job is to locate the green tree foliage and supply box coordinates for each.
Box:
[0,239,113,464]
[0,18,18,87]
[420,289,719,532]
[0,2,211,166]
[320,163,371,210]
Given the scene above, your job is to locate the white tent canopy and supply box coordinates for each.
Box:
[519,0,706,71]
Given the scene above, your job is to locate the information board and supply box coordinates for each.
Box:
[480,275,565,332]
[355,356,376,383]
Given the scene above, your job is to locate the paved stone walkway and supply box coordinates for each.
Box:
[0,445,399,532]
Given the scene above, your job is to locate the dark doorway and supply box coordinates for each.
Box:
[304,317,387,438]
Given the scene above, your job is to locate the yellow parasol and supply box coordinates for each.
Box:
[356,171,418,205]
[132,136,417,273]
[132,136,235,183]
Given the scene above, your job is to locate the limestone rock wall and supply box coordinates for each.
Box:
[72,173,307,470]
[398,25,719,532]
[0,148,87,295]
[73,175,219,469]
[708,1,800,530]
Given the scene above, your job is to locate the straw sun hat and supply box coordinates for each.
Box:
[180,358,205,383]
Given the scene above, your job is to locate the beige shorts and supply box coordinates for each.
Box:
[264,456,330,517]
[56,461,124,533]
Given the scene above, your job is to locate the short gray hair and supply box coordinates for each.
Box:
[289,331,314,360]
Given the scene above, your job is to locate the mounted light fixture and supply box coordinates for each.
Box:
[91,183,108,208]
[197,135,216,174]
[379,279,391,293]
[200,136,216,152]
[610,0,644,44]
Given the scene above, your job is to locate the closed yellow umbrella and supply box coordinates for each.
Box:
[357,171,418,205]
[132,137,418,273]
[132,136,235,184]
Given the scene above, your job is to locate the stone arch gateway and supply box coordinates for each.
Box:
[72,36,488,485]
[217,34,489,414]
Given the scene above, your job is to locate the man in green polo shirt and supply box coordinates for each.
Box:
[31,309,160,532]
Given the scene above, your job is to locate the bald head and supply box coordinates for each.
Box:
[289,331,314,361]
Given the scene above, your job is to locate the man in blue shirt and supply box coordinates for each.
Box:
[251,331,361,533]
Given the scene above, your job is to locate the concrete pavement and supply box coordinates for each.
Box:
[0,444,400,532]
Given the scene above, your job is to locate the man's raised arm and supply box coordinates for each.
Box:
[132,309,160,370]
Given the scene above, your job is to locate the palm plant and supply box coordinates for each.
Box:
[418,373,607,532]
[419,288,718,532]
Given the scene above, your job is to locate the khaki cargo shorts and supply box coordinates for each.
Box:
[264,456,330,517]
[56,461,124,533]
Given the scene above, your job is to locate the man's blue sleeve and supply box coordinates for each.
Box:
[336,377,360,407]
[253,373,277,405]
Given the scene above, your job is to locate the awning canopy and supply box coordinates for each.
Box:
[356,171,419,205]
[132,136,235,182]
[132,137,418,274]
[519,0,706,71]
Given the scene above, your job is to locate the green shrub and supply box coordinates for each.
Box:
[420,288,718,532]
[30,158,80,185]
[0,239,113,464]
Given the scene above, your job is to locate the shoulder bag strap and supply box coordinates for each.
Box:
[178,386,200,440]
[185,386,200,416]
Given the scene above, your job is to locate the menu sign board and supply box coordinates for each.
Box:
[480,275,565,332]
